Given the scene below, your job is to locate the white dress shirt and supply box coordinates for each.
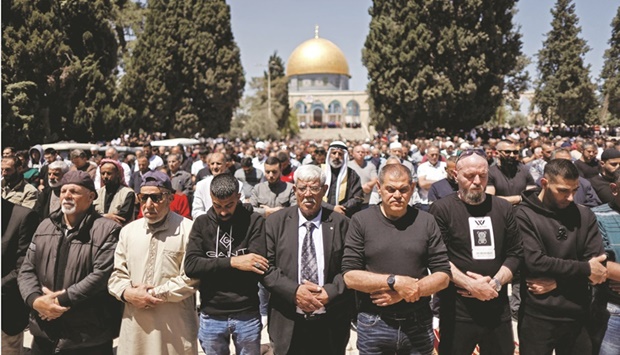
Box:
[296,209,325,315]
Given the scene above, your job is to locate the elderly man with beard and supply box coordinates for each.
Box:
[18,171,122,355]
[429,150,522,355]
[342,164,451,355]
[33,161,69,221]
[2,156,38,209]
[108,171,199,355]
[323,141,363,217]
[261,165,353,355]
[185,173,266,354]
[94,159,135,226]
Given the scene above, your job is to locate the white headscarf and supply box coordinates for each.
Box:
[324,141,349,201]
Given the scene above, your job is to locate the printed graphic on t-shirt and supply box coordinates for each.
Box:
[468,216,495,260]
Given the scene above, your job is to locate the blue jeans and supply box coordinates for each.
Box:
[600,302,620,355]
[198,311,261,355]
[356,310,435,355]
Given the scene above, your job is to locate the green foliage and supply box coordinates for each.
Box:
[533,0,597,125]
[119,0,245,138]
[363,0,525,135]
[601,7,620,122]
[2,0,120,147]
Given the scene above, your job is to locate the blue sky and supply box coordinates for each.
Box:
[229,0,618,92]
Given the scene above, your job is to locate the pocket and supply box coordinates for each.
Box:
[161,249,183,277]
[357,312,380,327]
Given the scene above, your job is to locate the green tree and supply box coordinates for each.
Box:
[533,0,597,125]
[363,0,525,134]
[601,7,620,122]
[2,0,120,147]
[119,0,245,138]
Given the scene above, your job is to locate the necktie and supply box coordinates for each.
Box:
[301,221,319,284]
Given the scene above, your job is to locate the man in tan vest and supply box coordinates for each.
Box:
[94,159,135,225]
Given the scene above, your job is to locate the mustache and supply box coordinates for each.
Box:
[302,197,316,204]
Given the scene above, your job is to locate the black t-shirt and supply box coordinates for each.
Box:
[488,164,535,196]
[430,193,522,324]
[590,174,614,204]
[342,206,451,316]
[575,159,600,179]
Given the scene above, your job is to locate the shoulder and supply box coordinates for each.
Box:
[489,194,513,210]
[323,207,349,224]
[591,203,612,214]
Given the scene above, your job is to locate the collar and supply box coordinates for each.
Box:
[298,208,322,229]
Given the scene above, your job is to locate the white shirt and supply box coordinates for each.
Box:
[252,156,267,172]
[296,209,325,315]
[417,161,447,203]
[191,175,245,219]
[134,155,164,172]
[191,160,207,176]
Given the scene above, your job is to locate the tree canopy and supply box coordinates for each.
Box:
[601,7,620,123]
[363,0,526,135]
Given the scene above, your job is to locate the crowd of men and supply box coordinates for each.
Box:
[3,131,620,355]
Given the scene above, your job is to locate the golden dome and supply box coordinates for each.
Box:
[286,30,350,77]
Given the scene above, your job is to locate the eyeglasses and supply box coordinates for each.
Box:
[296,185,322,194]
[500,150,520,155]
[456,149,486,164]
[138,193,168,203]
[556,226,567,240]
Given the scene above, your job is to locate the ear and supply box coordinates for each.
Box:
[451,169,458,179]
[540,177,548,189]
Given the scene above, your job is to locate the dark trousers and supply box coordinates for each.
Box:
[286,315,351,355]
[518,313,591,355]
[438,319,514,355]
[31,337,113,355]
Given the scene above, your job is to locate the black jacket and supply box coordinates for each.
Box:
[18,207,122,350]
[2,199,39,335]
[516,188,604,321]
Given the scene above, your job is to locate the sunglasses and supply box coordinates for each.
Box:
[138,193,169,203]
[500,150,520,155]
[456,149,486,164]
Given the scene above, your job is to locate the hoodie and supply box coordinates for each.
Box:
[28,144,44,169]
[184,204,265,315]
[516,188,604,321]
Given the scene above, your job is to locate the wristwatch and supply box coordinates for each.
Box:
[491,278,502,292]
[387,274,396,291]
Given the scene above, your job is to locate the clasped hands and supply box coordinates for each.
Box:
[295,280,329,313]
[33,287,70,321]
[371,275,420,307]
[123,283,163,310]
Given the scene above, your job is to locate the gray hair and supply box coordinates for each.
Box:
[379,164,412,185]
[294,164,326,185]
[49,161,69,174]
[210,173,239,199]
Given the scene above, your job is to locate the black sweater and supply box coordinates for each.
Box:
[516,188,604,321]
[184,204,265,315]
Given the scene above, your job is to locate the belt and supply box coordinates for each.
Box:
[295,313,327,322]
[380,312,418,322]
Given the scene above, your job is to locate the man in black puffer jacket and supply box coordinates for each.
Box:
[18,171,122,355]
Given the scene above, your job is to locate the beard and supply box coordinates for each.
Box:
[500,157,519,169]
[461,189,485,205]
[329,159,343,169]
[61,199,76,215]
[49,179,61,188]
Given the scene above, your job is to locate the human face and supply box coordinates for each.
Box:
[71,156,87,169]
[60,184,95,216]
[542,146,554,161]
[211,193,239,222]
[209,153,226,176]
[167,156,180,173]
[48,168,63,188]
[352,146,365,163]
[140,186,171,224]
[138,158,149,173]
[315,152,326,165]
[390,148,402,159]
[44,153,56,164]
[455,156,488,205]
[2,148,14,158]
[446,161,457,182]
[100,163,119,186]
[1,159,17,181]
[427,148,440,165]
[256,148,266,160]
[378,172,413,219]
[264,163,281,184]
[329,148,344,169]
[602,158,620,178]
[582,146,597,163]
[498,144,519,164]
[294,179,327,219]
[105,149,118,160]
[541,176,579,210]
[143,146,152,158]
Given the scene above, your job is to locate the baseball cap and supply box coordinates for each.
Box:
[141,170,173,191]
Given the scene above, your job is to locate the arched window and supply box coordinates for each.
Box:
[295,101,307,114]
[346,100,360,116]
[328,100,342,114]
